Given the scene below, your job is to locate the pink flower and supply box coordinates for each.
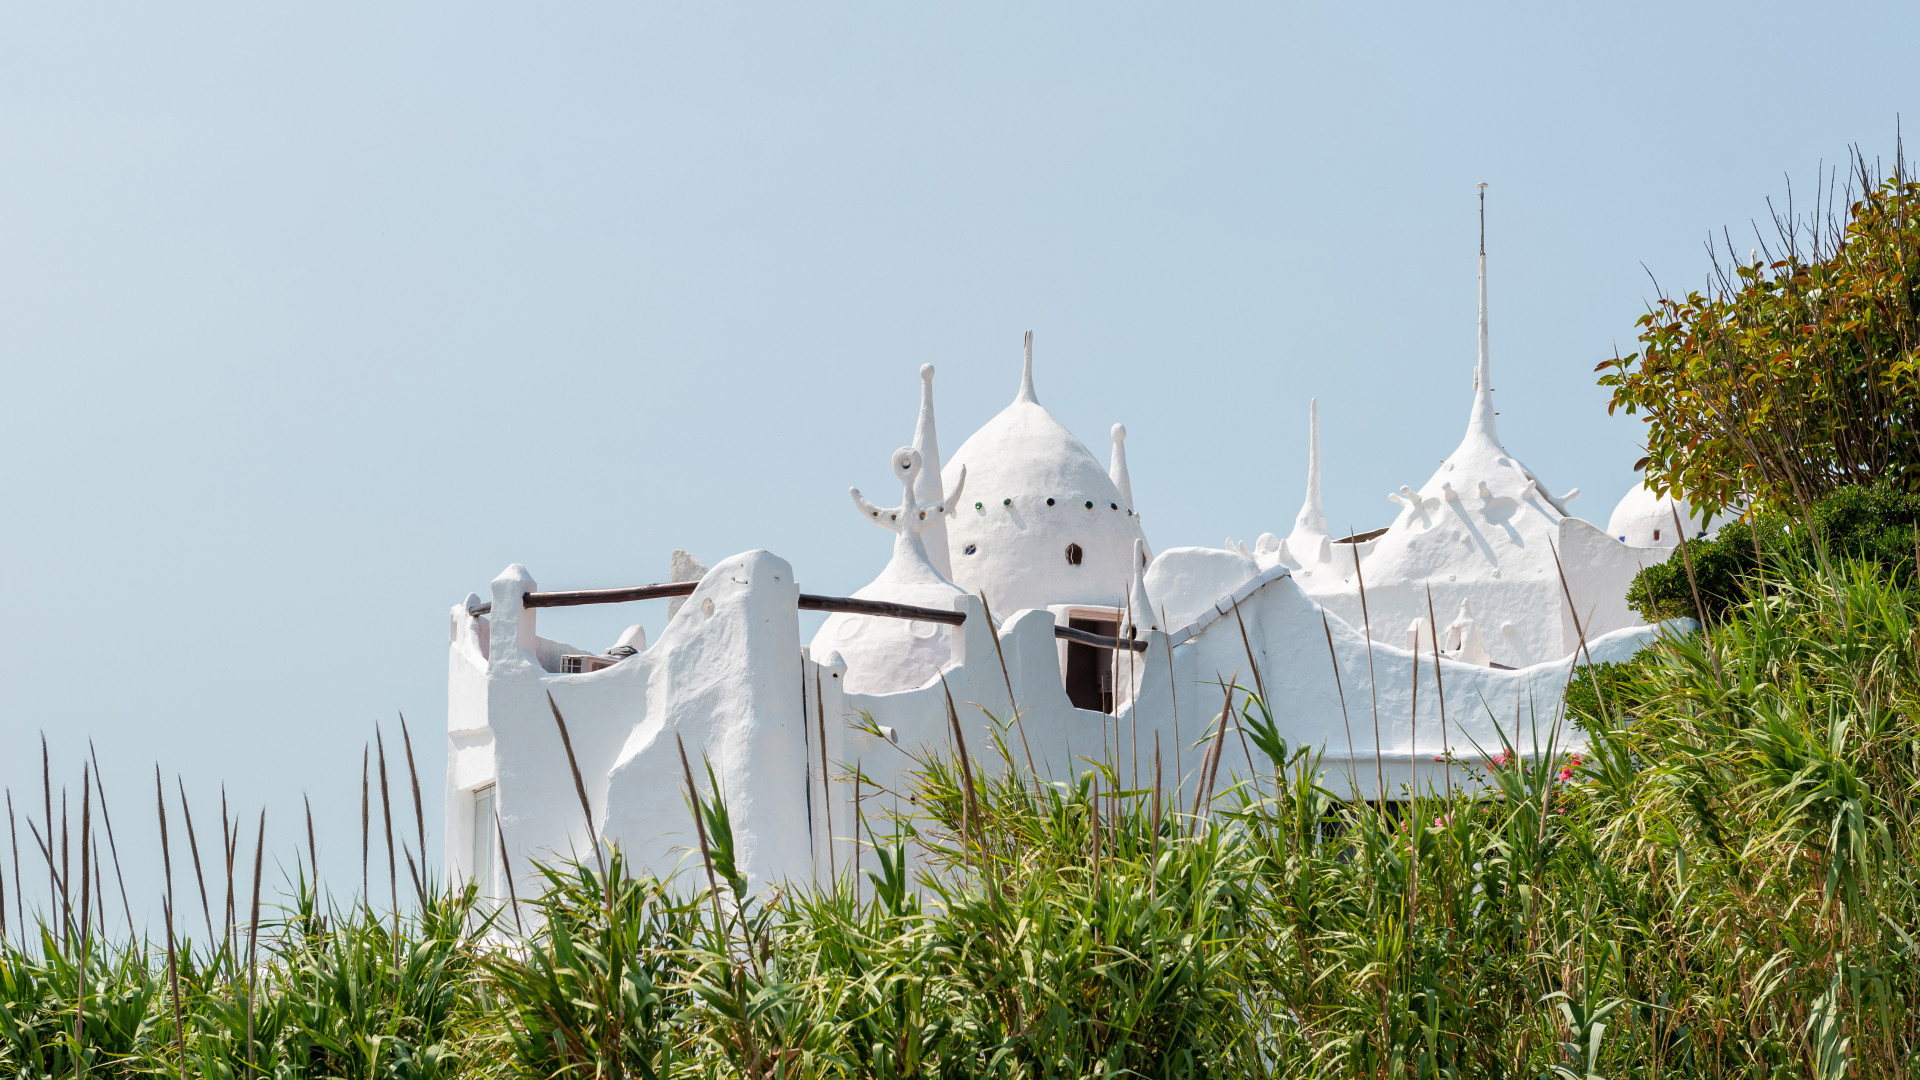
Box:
[1557,768,1575,782]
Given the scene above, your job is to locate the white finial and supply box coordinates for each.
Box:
[1127,538,1157,634]
[1292,398,1329,539]
[848,447,969,584]
[1469,184,1499,443]
[1108,422,1134,507]
[849,448,968,540]
[912,363,952,576]
[1015,330,1038,404]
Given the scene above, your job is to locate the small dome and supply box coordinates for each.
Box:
[940,338,1149,616]
[1607,482,1715,548]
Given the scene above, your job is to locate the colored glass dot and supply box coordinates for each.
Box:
[1002,498,1011,506]
[974,501,982,510]
[1046,498,1055,506]
[1085,500,1094,509]
[1110,502,1118,510]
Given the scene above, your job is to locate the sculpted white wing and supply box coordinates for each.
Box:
[850,487,904,532]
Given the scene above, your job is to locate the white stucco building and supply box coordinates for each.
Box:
[445,221,1691,898]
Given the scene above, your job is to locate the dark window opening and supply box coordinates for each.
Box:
[1065,542,1083,565]
[1064,617,1118,713]
[1653,529,1661,541]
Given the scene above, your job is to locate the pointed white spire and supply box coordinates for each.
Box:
[1014,329,1038,404]
[1108,423,1134,508]
[1291,398,1329,541]
[911,363,952,576]
[1127,539,1157,634]
[1467,184,1500,444]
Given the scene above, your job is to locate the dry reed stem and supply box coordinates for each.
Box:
[60,790,69,946]
[1410,623,1420,799]
[0,799,7,948]
[6,790,20,951]
[978,593,1038,781]
[939,674,980,854]
[495,813,523,937]
[1548,539,1608,754]
[1320,610,1359,798]
[1163,607,1183,809]
[399,714,429,906]
[404,847,424,917]
[1350,539,1386,807]
[175,779,214,947]
[1229,600,1266,784]
[1190,675,1234,826]
[93,844,105,940]
[813,667,834,879]
[1672,505,1726,687]
[375,729,399,929]
[304,796,318,894]
[161,895,185,1080]
[221,787,236,962]
[1424,586,1453,800]
[76,772,91,1071]
[361,747,369,905]
[675,733,728,934]
[246,810,264,1076]
[86,742,134,938]
[545,692,605,880]
[1151,733,1163,900]
[41,737,54,945]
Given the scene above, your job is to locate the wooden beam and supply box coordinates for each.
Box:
[473,580,1149,652]
[797,594,966,625]
[523,582,698,609]
[1056,623,1149,653]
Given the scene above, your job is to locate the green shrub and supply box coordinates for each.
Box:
[1628,483,1920,621]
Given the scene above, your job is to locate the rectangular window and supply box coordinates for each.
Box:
[471,784,496,894]
[1064,617,1119,713]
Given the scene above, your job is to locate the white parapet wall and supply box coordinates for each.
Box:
[446,549,1680,901]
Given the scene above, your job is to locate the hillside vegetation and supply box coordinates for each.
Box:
[4,541,1920,1077]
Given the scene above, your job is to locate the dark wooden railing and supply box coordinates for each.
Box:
[469,580,1147,652]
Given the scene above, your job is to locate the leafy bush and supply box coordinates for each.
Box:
[1598,145,1920,520]
[1628,482,1920,621]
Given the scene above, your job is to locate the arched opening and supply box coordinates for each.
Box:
[1065,542,1083,566]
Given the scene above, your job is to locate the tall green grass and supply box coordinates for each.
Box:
[6,548,1920,1076]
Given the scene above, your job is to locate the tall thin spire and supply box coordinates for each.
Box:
[1290,398,1329,540]
[1108,423,1134,508]
[1014,330,1038,404]
[1468,183,1499,443]
[911,364,952,577]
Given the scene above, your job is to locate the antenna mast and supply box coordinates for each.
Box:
[1476,184,1489,392]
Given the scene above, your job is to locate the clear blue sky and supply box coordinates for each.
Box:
[2,3,1913,924]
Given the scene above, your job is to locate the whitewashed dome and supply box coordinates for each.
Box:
[1607,481,1714,548]
[940,336,1150,617]
[810,447,970,694]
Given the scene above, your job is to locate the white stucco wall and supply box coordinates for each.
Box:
[449,548,1676,897]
